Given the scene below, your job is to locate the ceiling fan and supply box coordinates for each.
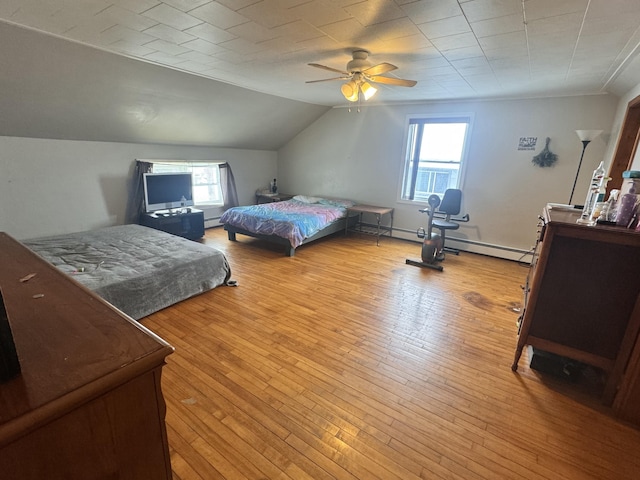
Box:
[307,49,417,102]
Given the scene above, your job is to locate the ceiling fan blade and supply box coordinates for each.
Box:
[369,76,417,87]
[363,62,397,76]
[305,76,350,83]
[308,63,349,75]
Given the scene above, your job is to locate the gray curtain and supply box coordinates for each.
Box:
[126,161,237,225]
[125,160,152,224]
[219,162,238,209]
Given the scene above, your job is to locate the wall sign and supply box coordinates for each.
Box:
[518,137,537,151]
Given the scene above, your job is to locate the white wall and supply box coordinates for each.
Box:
[278,95,618,259]
[0,136,276,240]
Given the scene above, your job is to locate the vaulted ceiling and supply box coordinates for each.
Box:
[1,0,639,149]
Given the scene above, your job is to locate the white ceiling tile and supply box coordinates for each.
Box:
[257,37,306,55]
[318,17,366,42]
[523,0,587,22]
[410,57,452,73]
[143,24,196,44]
[470,13,523,38]
[401,0,464,24]
[173,59,213,73]
[218,37,268,55]
[99,25,158,48]
[177,50,215,64]
[238,0,299,28]
[189,2,249,29]
[226,21,280,43]
[0,0,637,106]
[582,12,640,35]
[62,16,120,43]
[586,0,640,18]
[461,0,522,23]
[344,0,406,27]
[430,32,480,51]
[184,22,236,43]
[97,5,159,32]
[478,30,526,50]
[526,12,583,37]
[144,39,190,55]
[288,0,352,28]
[293,34,341,53]
[143,50,190,65]
[112,0,162,15]
[488,55,529,68]
[161,0,211,12]
[416,65,459,76]
[217,0,262,10]
[142,4,202,30]
[441,45,485,61]
[110,39,156,56]
[417,15,472,39]
[270,20,325,42]
[375,34,434,55]
[451,56,490,69]
[181,37,228,55]
[364,16,423,41]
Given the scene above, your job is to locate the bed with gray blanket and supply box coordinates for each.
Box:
[24,224,231,320]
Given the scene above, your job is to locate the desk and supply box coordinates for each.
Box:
[346,205,394,245]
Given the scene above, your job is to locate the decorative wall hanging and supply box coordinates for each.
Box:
[532,137,557,167]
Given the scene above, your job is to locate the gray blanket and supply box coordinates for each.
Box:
[24,224,231,320]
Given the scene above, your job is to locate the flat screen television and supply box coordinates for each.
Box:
[143,172,194,213]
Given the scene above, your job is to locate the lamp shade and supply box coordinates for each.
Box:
[360,81,377,100]
[341,80,358,102]
[576,130,603,142]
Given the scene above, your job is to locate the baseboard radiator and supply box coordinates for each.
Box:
[390,226,533,263]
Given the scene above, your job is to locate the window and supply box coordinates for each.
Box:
[152,162,223,206]
[400,115,472,202]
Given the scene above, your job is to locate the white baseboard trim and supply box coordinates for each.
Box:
[392,228,533,263]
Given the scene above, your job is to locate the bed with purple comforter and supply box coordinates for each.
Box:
[220,196,357,256]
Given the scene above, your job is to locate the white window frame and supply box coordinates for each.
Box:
[397,113,473,205]
[150,160,224,207]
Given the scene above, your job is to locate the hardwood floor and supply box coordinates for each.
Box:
[142,227,640,480]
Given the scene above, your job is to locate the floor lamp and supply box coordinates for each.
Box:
[569,129,603,205]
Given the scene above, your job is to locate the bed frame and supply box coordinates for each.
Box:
[224,214,358,256]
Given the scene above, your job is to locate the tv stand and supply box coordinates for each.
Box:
[139,208,204,240]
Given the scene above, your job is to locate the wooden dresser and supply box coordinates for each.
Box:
[0,232,174,479]
[512,206,640,426]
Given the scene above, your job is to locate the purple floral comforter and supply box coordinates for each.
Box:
[220,198,353,248]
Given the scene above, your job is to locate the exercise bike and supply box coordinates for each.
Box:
[405,194,445,272]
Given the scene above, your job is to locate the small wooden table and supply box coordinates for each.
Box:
[346,205,394,245]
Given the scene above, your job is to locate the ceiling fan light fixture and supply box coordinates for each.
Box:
[341,80,359,102]
[360,81,377,100]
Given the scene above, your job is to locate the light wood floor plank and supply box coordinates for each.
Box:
[142,228,640,480]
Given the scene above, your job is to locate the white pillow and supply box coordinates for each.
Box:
[293,195,323,204]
